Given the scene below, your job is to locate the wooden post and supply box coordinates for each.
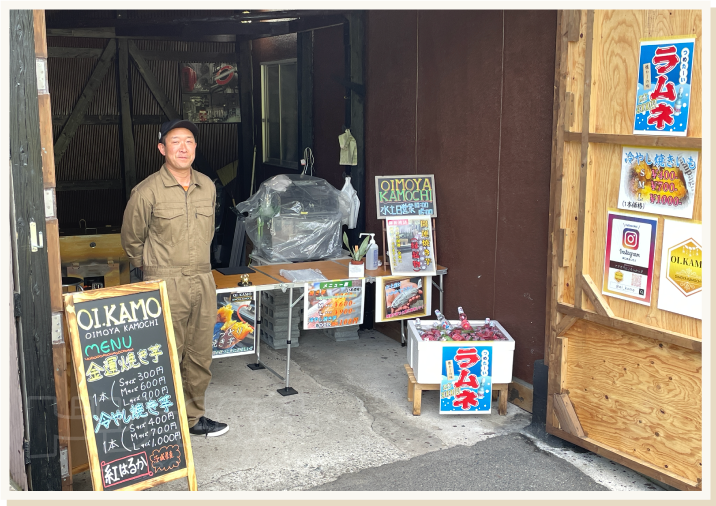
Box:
[544,8,569,435]
[572,10,594,310]
[118,39,137,200]
[10,9,62,490]
[34,9,73,491]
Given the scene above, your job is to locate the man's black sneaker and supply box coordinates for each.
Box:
[189,416,229,437]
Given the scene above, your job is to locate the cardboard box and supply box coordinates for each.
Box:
[407,320,515,384]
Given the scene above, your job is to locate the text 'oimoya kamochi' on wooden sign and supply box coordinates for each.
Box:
[375,175,436,218]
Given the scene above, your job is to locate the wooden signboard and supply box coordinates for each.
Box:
[63,281,197,491]
[375,174,437,218]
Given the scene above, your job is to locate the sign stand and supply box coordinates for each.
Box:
[64,281,197,491]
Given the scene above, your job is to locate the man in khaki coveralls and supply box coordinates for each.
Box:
[121,119,229,437]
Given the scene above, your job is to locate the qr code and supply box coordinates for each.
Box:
[631,273,642,288]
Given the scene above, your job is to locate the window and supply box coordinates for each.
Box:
[261,59,298,169]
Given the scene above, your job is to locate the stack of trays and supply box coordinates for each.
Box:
[259,290,301,349]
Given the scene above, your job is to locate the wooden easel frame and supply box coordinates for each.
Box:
[63,281,197,491]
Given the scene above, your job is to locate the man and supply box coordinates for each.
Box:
[121,119,229,437]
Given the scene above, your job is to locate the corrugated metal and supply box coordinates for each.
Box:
[48,34,240,228]
[52,124,122,181]
[9,249,28,491]
[56,189,126,229]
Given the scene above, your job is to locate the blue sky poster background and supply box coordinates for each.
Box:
[440,345,492,414]
[633,37,694,136]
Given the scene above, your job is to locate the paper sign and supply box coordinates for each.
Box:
[303,279,365,330]
[375,275,432,322]
[214,288,256,358]
[386,218,437,276]
[633,36,695,136]
[602,211,657,305]
[618,147,699,219]
[657,220,702,319]
[180,62,240,123]
[440,346,492,414]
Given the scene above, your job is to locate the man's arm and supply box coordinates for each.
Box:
[121,190,151,268]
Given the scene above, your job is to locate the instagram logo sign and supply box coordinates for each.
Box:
[622,228,640,250]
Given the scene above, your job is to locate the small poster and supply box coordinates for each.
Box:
[440,346,492,414]
[375,275,432,322]
[214,288,256,358]
[602,211,657,306]
[375,174,437,218]
[386,218,437,276]
[657,220,702,319]
[180,62,241,123]
[617,147,699,219]
[633,36,695,136]
[304,279,365,330]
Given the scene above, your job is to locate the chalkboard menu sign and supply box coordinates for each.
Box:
[375,174,437,218]
[64,281,196,491]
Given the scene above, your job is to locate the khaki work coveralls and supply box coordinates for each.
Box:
[121,165,216,426]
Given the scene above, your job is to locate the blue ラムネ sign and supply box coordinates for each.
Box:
[440,346,492,414]
[633,36,695,136]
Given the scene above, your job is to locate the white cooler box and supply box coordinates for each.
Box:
[407,320,515,384]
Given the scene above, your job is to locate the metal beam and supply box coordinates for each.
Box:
[53,39,116,165]
[297,31,314,158]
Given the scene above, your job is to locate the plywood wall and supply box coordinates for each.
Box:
[547,10,702,491]
[557,10,702,338]
[564,319,701,484]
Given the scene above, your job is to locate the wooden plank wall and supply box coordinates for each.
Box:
[546,10,702,491]
[34,10,73,490]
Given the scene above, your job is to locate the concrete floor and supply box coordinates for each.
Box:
[72,329,662,492]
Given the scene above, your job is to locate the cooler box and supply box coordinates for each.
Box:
[407,320,515,384]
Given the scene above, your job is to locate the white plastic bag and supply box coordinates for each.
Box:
[341,176,360,229]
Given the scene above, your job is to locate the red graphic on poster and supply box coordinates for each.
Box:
[453,389,479,410]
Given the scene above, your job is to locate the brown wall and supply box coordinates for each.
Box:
[366,11,557,383]
[312,24,348,191]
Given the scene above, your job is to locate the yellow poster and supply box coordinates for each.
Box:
[657,219,702,319]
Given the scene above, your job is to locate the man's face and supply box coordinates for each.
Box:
[157,128,196,171]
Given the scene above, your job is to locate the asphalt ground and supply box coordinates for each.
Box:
[309,432,609,491]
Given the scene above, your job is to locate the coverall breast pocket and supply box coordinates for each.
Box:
[195,205,214,244]
[152,206,185,246]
